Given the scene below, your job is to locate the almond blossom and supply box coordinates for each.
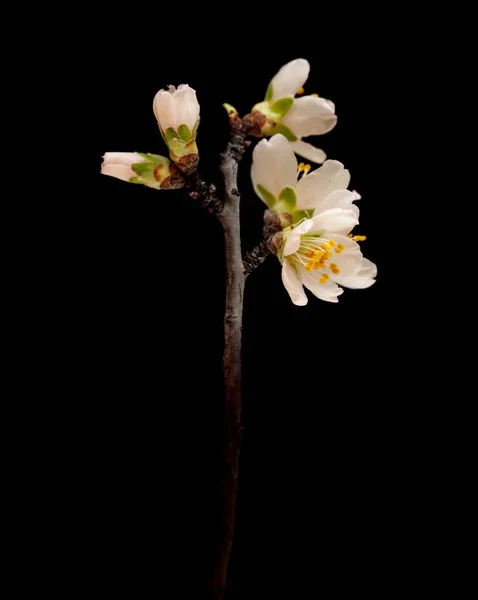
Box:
[251,59,337,164]
[251,135,376,304]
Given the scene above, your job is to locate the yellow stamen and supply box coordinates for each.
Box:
[347,233,353,238]
[296,87,305,95]
[335,244,345,254]
[310,93,319,97]
[319,276,328,284]
[303,164,311,175]
[352,235,367,242]
[298,162,305,171]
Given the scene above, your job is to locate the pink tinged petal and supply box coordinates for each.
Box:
[283,220,314,256]
[309,208,359,235]
[282,96,337,137]
[295,160,351,211]
[270,58,310,101]
[102,152,142,167]
[251,134,297,200]
[298,266,343,303]
[101,164,135,182]
[173,85,200,131]
[282,260,308,306]
[289,140,326,164]
[153,89,177,131]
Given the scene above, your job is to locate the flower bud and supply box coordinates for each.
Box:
[101,152,185,190]
[153,84,200,174]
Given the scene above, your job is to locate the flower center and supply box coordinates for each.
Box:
[291,234,345,282]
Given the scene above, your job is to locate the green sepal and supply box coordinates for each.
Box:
[278,186,297,211]
[178,124,192,142]
[270,97,294,119]
[292,209,313,224]
[136,152,169,163]
[270,123,298,142]
[252,101,270,115]
[165,127,178,142]
[265,83,273,102]
[131,161,155,176]
[192,118,200,138]
[257,184,276,208]
[129,177,144,184]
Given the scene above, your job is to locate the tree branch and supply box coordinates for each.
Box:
[210,115,247,600]
[187,171,222,215]
[242,241,271,275]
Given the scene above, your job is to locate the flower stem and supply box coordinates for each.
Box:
[211,117,247,599]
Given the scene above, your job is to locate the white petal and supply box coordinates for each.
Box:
[102,152,142,167]
[101,164,135,182]
[173,85,200,132]
[153,89,177,131]
[295,160,351,211]
[327,234,362,277]
[283,219,314,256]
[270,58,310,101]
[358,258,377,278]
[298,266,343,303]
[251,134,297,202]
[309,208,359,235]
[289,140,326,164]
[282,96,337,137]
[334,258,377,289]
[319,189,360,217]
[282,260,308,306]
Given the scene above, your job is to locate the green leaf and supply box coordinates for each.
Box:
[165,127,178,142]
[178,124,192,142]
[270,96,294,118]
[257,184,276,208]
[265,84,273,102]
[131,161,155,176]
[270,123,298,142]
[278,186,297,211]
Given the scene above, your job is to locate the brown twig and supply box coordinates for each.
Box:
[210,115,247,599]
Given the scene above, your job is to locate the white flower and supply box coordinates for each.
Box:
[251,135,376,305]
[101,152,143,182]
[153,84,200,137]
[254,59,337,164]
[101,152,185,190]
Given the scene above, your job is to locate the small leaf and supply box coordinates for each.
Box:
[278,186,297,211]
[178,124,192,142]
[265,84,273,102]
[257,184,276,208]
[222,104,238,117]
[270,123,298,142]
[165,127,178,142]
[270,96,294,118]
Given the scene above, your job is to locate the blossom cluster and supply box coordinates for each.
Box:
[101,59,376,304]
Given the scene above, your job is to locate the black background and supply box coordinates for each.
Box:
[64,17,425,599]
